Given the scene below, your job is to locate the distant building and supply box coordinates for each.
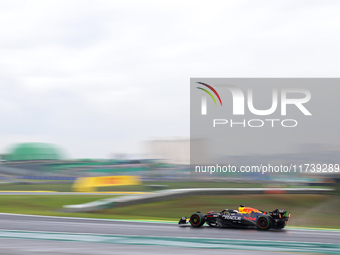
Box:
[145,138,189,165]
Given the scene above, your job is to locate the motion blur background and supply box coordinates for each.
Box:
[0,1,339,254]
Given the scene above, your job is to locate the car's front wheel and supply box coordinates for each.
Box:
[190,213,205,227]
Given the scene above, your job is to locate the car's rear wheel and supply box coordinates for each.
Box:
[256,216,271,230]
[190,213,205,227]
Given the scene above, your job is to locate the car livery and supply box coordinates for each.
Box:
[179,205,290,230]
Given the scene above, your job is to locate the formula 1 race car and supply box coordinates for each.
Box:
[179,205,290,230]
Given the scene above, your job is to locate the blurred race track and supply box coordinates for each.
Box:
[0,239,307,255]
[0,213,339,254]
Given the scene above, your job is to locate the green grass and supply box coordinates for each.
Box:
[0,194,339,229]
[98,182,265,192]
[0,182,266,192]
[0,183,73,192]
[0,195,117,218]
[106,194,340,229]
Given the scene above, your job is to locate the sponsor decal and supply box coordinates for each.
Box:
[244,216,256,221]
[72,175,141,192]
[222,215,241,220]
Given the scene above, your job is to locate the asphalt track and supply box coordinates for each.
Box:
[0,213,339,254]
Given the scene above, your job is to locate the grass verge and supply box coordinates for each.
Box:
[0,194,339,229]
[0,182,267,192]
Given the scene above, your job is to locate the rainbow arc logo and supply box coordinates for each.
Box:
[196,82,222,106]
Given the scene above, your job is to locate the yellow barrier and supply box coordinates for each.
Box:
[72,176,141,192]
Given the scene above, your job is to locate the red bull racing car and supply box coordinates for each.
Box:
[179,205,290,230]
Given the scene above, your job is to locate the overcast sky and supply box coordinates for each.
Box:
[0,0,339,158]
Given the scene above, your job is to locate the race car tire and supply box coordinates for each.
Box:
[190,213,205,227]
[256,215,271,230]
